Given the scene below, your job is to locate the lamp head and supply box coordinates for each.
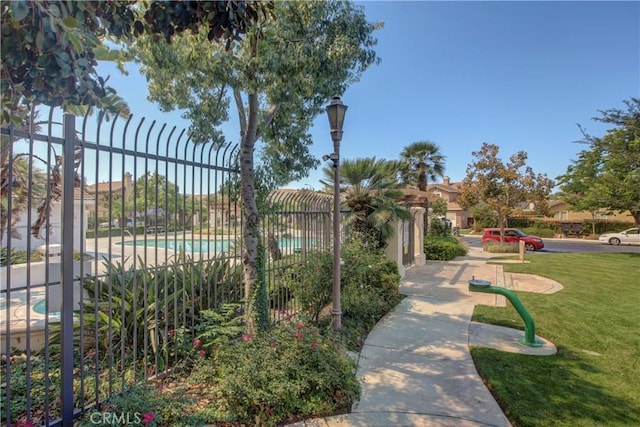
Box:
[326,96,348,132]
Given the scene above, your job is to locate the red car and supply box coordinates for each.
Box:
[481,228,544,251]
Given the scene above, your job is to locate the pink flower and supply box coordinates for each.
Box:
[310,342,317,349]
[157,385,164,391]
[294,332,303,339]
[295,322,305,329]
[142,411,156,424]
[17,420,35,427]
[193,339,202,348]
[242,334,252,342]
[270,341,278,348]
[198,349,206,357]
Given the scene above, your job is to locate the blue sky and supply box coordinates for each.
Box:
[96,0,639,190]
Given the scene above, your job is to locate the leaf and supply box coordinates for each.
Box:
[10,1,29,22]
[61,16,77,29]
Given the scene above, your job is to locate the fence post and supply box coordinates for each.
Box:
[61,113,76,426]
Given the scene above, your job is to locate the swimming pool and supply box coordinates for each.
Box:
[117,236,313,253]
[33,299,61,317]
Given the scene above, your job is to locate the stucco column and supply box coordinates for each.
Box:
[411,207,426,266]
[384,219,406,278]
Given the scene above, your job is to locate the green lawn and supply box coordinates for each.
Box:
[471,253,640,427]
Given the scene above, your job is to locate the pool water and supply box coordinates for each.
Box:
[33,299,61,317]
[118,236,313,253]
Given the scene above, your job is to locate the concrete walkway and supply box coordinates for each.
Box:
[290,247,561,427]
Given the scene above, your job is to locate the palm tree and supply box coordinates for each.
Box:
[399,141,446,191]
[399,141,446,234]
[321,157,410,248]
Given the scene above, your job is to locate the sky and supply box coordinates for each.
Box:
[95,0,640,191]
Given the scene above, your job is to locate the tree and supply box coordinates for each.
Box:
[457,143,554,243]
[1,0,273,125]
[555,148,607,232]
[131,0,381,330]
[126,172,181,225]
[558,98,640,226]
[321,157,410,249]
[399,141,446,191]
[399,141,446,233]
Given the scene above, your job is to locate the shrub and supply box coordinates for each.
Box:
[521,227,555,238]
[77,383,205,426]
[284,250,334,322]
[189,321,359,426]
[424,236,467,260]
[483,242,520,253]
[0,247,43,266]
[285,239,402,349]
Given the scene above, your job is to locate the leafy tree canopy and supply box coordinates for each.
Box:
[1,0,274,125]
[132,0,381,186]
[557,98,640,225]
[458,143,554,234]
[399,141,446,191]
[321,157,409,249]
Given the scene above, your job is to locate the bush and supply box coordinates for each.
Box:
[424,236,468,260]
[78,383,205,426]
[189,321,359,426]
[284,251,333,322]
[483,242,520,253]
[520,227,555,238]
[285,239,402,349]
[0,247,43,266]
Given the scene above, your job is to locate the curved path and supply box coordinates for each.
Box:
[290,247,560,427]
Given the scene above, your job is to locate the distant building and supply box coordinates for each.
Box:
[426,176,473,228]
[85,172,133,221]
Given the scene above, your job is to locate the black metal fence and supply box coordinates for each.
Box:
[1,107,333,426]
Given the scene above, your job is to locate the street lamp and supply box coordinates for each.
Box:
[326,96,347,330]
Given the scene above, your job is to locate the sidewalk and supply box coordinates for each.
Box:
[290,247,559,427]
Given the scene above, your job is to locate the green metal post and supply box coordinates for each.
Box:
[469,279,542,347]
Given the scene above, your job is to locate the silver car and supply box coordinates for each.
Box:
[598,228,640,245]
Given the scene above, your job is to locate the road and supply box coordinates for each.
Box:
[460,235,640,254]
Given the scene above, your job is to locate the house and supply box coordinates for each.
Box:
[426,177,473,228]
[548,200,634,222]
[85,172,133,222]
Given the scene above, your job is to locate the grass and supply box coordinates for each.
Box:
[471,253,640,427]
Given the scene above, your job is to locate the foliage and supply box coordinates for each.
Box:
[189,320,359,426]
[131,0,381,332]
[78,383,205,427]
[51,252,242,372]
[339,241,402,349]
[470,203,498,231]
[284,250,334,323]
[399,141,446,191]
[458,143,554,241]
[519,227,555,238]
[471,253,640,426]
[0,246,43,266]
[428,215,449,237]
[126,171,181,217]
[322,157,410,249]
[284,238,401,349]
[1,0,273,125]
[424,236,468,260]
[482,242,520,253]
[431,197,448,217]
[556,97,640,226]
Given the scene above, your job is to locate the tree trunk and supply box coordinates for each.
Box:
[240,92,260,334]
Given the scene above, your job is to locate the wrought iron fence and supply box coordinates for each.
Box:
[0,107,334,426]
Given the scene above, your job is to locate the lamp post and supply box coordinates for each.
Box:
[326,96,347,330]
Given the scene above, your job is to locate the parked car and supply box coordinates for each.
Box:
[481,228,545,251]
[598,228,640,246]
